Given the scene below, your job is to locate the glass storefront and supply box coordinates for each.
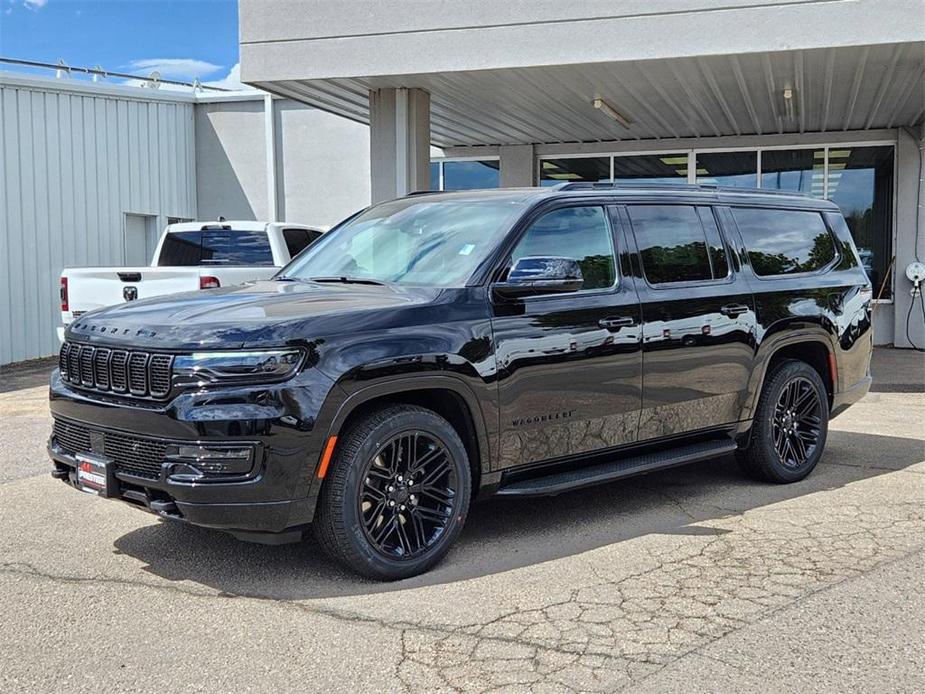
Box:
[696,151,758,188]
[539,157,609,186]
[613,154,688,185]
[761,149,825,197]
[827,146,894,297]
[429,160,500,191]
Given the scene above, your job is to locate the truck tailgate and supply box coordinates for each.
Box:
[64,267,202,316]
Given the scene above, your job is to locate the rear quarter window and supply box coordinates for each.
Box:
[732,208,837,276]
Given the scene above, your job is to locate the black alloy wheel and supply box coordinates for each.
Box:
[771,376,823,468]
[737,359,829,483]
[314,405,471,580]
[359,432,457,560]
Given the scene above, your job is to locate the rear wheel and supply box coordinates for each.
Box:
[738,359,829,483]
[313,405,471,580]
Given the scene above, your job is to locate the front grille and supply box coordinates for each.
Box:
[52,418,167,479]
[59,342,173,400]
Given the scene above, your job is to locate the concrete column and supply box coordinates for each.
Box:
[499,144,536,187]
[893,126,925,349]
[369,88,430,202]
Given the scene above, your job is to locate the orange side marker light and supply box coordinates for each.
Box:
[316,436,338,479]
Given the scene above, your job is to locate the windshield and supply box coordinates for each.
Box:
[281,197,525,287]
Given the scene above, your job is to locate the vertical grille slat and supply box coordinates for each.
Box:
[79,346,96,386]
[93,348,111,389]
[110,351,128,393]
[148,355,173,397]
[59,343,71,381]
[58,342,173,400]
[128,352,149,395]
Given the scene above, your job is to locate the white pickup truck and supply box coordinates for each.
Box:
[59,220,323,340]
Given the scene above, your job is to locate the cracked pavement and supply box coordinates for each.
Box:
[1,349,923,693]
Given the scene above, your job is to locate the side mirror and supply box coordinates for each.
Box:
[492,256,584,299]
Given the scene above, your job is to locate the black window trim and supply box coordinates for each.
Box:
[487,199,622,299]
[623,202,736,291]
[728,204,842,281]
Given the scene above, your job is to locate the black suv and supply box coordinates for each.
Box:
[49,183,873,579]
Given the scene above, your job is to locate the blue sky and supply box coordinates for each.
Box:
[0,0,241,88]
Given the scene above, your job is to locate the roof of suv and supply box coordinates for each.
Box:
[407,183,840,210]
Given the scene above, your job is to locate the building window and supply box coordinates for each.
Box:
[613,154,688,184]
[429,160,499,191]
[696,151,758,188]
[761,149,825,197]
[827,146,894,297]
[539,157,609,186]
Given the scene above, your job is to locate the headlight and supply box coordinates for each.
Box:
[173,349,303,385]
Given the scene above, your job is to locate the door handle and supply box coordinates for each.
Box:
[720,304,749,317]
[599,316,635,330]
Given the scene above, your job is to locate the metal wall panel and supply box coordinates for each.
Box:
[0,80,196,365]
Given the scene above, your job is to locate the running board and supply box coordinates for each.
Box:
[495,439,738,497]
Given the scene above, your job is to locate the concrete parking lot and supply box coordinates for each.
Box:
[1,349,923,693]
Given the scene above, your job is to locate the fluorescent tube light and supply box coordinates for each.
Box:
[592,98,632,128]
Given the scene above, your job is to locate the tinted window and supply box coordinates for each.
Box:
[732,208,837,276]
[283,228,313,258]
[510,206,615,290]
[200,231,274,265]
[157,231,202,266]
[628,205,715,284]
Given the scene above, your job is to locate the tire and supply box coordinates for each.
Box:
[313,404,472,580]
[737,359,829,484]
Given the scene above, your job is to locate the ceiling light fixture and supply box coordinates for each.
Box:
[593,98,632,128]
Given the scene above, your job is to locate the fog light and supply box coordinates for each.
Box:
[166,444,255,478]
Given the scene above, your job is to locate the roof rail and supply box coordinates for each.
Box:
[405,189,443,197]
[552,180,814,197]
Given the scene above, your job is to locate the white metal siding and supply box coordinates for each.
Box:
[0,81,196,365]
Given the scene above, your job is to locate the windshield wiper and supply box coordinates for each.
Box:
[309,276,388,286]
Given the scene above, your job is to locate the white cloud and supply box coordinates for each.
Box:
[204,62,247,91]
[23,0,47,8]
[127,58,222,79]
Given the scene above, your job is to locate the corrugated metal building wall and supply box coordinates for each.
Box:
[0,75,196,365]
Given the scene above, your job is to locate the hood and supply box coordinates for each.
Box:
[66,279,441,350]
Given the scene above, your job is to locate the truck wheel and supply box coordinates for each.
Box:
[313,405,471,580]
[737,359,829,483]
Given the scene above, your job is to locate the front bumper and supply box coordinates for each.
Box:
[48,368,343,538]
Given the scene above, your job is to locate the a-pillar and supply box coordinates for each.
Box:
[369,88,431,203]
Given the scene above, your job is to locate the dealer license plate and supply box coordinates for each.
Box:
[76,453,112,496]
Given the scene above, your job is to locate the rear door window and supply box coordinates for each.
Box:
[731,208,837,276]
[627,205,727,284]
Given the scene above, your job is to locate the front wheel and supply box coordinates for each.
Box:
[313,405,471,580]
[737,359,829,483]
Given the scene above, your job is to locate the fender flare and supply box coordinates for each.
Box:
[322,374,493,475]
[740,326,838,423]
